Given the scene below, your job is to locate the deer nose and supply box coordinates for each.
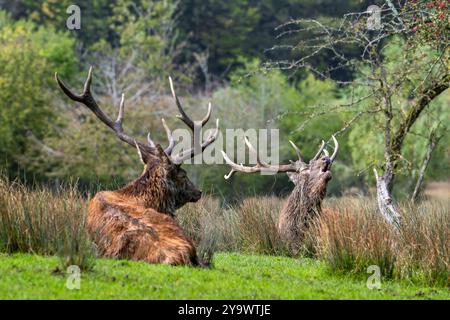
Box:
[322,157,331,171]
[192,189,202,202]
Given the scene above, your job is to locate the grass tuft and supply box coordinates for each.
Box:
[1,174,448,286]
[179,195,449,286]
[0,174,94,270]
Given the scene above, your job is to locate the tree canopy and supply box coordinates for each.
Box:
[0,1,448,200]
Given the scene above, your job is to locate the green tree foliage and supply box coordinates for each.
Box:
[184,60,356,197]
[0,11,76,178]
[110,0,186,82]
[347,37,450,196]
[15,0,115,47]
[0,2,447,198]
[177,0,260,75]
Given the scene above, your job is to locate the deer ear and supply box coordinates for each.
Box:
[155,144,173,168]
[134,140,149,164]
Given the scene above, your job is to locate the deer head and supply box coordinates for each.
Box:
[285,137,338,199]
[55,67,219,215]
[221,135,339,242]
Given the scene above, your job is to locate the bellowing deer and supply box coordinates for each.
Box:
[55,67,219,266]
[221,136,338,244]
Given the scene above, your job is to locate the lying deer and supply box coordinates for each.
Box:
[55,67,219,266]
[221,136,338,243]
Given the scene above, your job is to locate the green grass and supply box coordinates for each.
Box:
[0,252,448,299]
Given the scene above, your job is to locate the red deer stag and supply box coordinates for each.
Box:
[55,67,219,266]
[221,136,338,244]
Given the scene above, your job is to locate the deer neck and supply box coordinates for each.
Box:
[283,177,325,220]
[118,166,176,215]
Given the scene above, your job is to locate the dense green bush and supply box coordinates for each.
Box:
[0,11,76,180]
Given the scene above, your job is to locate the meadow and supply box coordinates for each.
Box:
[0,174,448,299]
[1,253,448,299]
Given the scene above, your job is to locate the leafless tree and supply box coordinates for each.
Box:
[266,0,449,226]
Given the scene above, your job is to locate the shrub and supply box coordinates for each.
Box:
[0,174,94,270]
[179,195,449,286]
[313,198,397,278]
[313,197,449,286]
[1,173,447,286]
[179,196,298,257]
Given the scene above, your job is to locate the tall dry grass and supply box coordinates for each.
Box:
[0,173,448,285]
[0,174,94,270]
[178,196,290,260]
[312,198,449,285]
[179,195,449,286]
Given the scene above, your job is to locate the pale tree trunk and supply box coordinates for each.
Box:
[373,169,402,229]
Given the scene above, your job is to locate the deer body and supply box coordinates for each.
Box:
[86,153,202,265]
[88,192,198,265]
[278,157,332,242]
[55,67,219,266]
[222,136,338,244]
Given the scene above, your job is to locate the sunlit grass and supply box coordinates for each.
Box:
[0,252,448,299]
[1,174,448,288]
[0,174,94,270]
[179,196,450,286]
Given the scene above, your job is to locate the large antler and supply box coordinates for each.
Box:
[221,135,339,179]
[168,77,219,164]
[221,137,298,179]
[55,67,159,159]
[55,67,219,165]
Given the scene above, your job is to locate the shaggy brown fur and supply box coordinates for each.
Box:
[87,146,203,266]
[278,156,333,243]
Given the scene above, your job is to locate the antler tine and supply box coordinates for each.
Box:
[169,76,194,130]
[323,149,330,157]
[289,140,304,162]
[55,67,154,156]
[224,168,238,180]
[55,72,83,102]
[221,152,239,180]
[172,119,220,164]
[330,135,339,162]
[244,136,268,167]
[312,140,326,161]
[201,102,212,126]
[161,118,175,155]
[220,139,298,179]
[202,118,220,146]
[221,150,262,179]
[168,76,219,164]
[147,133,156,149]
[170,77,212,129]
[117,93,125,124]
[83,66,93,94]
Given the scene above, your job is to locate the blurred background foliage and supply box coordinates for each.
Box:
[0,0,448,199]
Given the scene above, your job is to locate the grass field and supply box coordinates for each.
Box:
[0,252,448,300]
[1,175,448,299]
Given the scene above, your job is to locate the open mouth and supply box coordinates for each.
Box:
[322,162,331,172]
[191,192,202,202]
